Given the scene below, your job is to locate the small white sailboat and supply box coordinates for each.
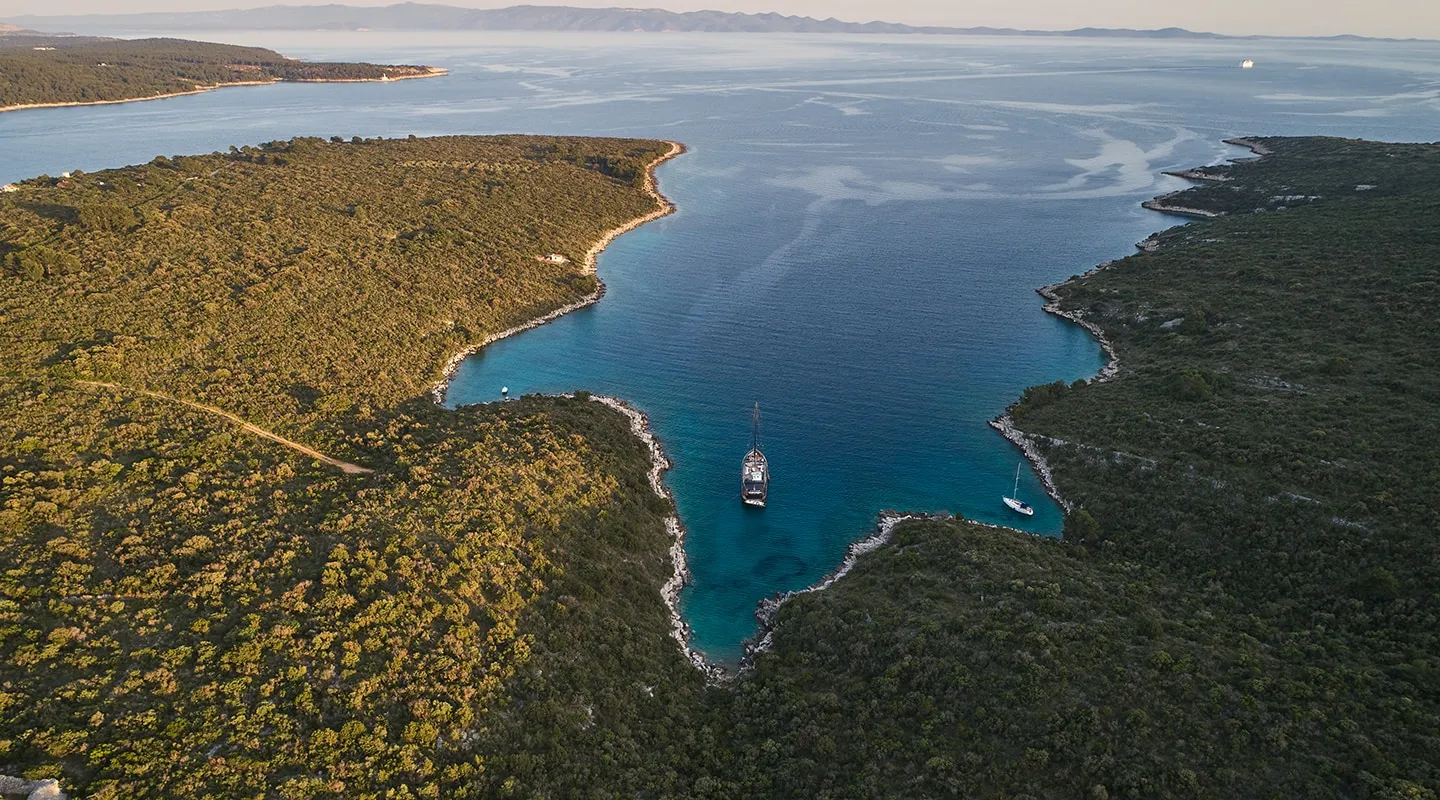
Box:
[1241,59,1255,69]
[1002,461,1035,516]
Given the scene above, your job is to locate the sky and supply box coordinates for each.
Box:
[0,0,1435,39]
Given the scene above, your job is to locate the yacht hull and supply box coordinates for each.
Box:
[742,448,768,507]
[1002,496,1034,516]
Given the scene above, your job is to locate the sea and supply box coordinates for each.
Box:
[3,31,1436,662]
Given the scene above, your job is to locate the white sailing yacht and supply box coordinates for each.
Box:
[741,403,769,507]
[1002,461,1035,516]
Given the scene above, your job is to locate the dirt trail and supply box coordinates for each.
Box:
[74,380,373,475]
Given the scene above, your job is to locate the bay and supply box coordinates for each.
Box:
[3,31,1436,662]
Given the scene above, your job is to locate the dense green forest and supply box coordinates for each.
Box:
[3,134,1437,798]
[0,135,705,798]
[0,35,438,108]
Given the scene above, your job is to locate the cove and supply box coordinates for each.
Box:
[6,32,1438,662]
[446,148,1127,662]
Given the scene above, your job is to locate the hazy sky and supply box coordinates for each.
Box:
[0,0,1435,39]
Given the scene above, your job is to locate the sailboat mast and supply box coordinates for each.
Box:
[752,402,760,451]
[1013,462,1021,497]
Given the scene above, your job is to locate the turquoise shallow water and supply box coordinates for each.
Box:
[3,31,1437,661]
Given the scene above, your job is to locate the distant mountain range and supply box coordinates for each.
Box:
[1,3,1404,40]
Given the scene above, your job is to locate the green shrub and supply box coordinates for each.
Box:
[6,246,80,279]
[76,202,135,232]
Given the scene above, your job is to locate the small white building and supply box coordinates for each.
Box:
[1,184,18,193]
[538,253,570,265]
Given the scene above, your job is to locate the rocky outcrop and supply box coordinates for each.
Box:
[0,777,67,800]
[1163,168,1232,182]
[1141,192,1223,218]
[1223,137,1273,157]
[1036,279,1120,385]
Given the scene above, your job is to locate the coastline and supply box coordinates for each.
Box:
[430,140,685,403]
[736,153,1213,665]
[580,140,685,274]
[739,510,1070,672]
[985,261,1124,512]
[289,68,449,84]
[591,396,728,683]
[0,68,447,114]
[1140,195,1221,217]
[1162,168,1231,183]
[420,140,718,676]
[1223,136,1273,157]
[1141,192,1224,218]
[428,135,1253,683]
[990,137,1277,524]
[739,512,929,672]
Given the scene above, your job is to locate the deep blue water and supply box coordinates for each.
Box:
[3,32,1437,661]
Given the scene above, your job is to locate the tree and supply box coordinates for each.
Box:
[1062,508,1103,547]
[77,203,134,233]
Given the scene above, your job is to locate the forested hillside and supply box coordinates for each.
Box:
[0,135,701,798]
[0,35,438,109]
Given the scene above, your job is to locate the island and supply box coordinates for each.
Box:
[0,34,443,111]
[2,134,1437,798]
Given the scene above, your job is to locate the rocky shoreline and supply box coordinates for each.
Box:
[982,262,1124,511]
[429,141,684,404]
[988,140,1265,523]
[988,414,1074,512]
[1162,167,1232,182]
[590,397,728,683]
[1223,136,1273,157]
[290,67,448,84]
[734,153,1201,668]
[580,141,685,275]
[738,512,931,673]
[419,141,720,678]
[425,136,1246,685]
[1141,192,1223,218]
[429,286,607,404]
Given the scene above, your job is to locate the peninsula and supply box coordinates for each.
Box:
[0,135,693,797]
[0,34,442,111]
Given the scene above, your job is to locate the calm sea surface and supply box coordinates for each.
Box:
[4,32,1437,661]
